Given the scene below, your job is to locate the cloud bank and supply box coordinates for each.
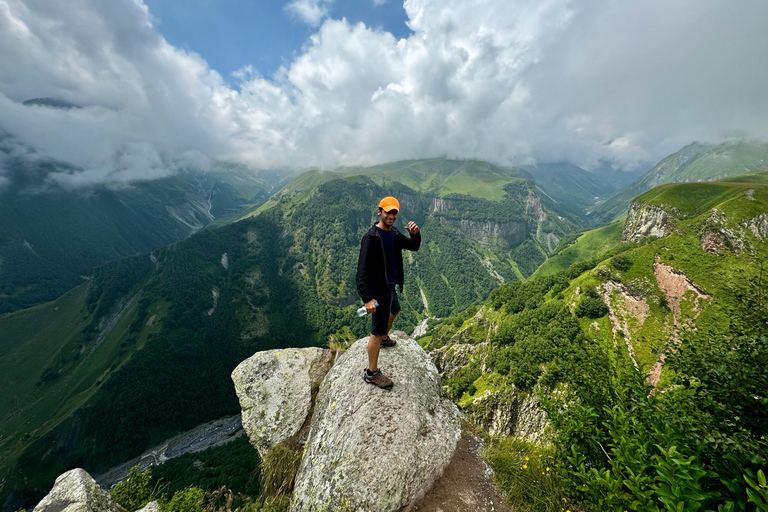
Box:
[1,0,768,188]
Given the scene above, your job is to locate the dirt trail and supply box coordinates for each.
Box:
[406,431,510,512]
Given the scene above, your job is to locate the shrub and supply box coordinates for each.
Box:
[111,466,152,512]
[611,254,633,271]
[575,297,608,318]
[445,366,481,399]
[161,487,204,512]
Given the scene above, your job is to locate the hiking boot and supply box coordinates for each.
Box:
[363,368,394,390]
[380,335,396,348]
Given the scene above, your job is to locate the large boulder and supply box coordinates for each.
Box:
[33,468,126,512]
[232,347,334,457]
[290,331,462,512]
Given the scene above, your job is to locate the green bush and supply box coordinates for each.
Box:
[161,487,204,512]
[445,366,481,399]
[111,466,153,512]
[574,297,608,318]
[611,254,633,271]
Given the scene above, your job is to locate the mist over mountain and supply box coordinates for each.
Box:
[0,139,291,313]
[589,139,768,225]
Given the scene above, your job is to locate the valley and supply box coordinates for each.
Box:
[2,148,767,512]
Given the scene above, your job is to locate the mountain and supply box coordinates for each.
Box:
[421,169,768,509]
[589,139,768,224]
[0,149,290,314]
[0,159,583,511]
[521,163,618,216]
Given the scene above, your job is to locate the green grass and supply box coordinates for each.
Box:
[0,276,161,475]
[238,159,529,222]
[532,222,625,278]
[483,436,567,512]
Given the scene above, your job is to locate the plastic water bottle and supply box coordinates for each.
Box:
[356,302,378,316]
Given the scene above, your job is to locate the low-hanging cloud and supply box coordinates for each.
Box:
[1,0,768,189]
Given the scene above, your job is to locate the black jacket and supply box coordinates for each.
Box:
[356,224,421,303]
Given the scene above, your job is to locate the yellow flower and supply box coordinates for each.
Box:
[547,467,550,471]
[523,464,528,469]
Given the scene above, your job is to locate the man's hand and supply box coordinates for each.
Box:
[405,221,420,234]
[365,299,378,314]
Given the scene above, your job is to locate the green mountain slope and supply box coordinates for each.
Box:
[589,140,768,224]
[421,170,768,509]
[0,152,284,314]
[521,163,618,215]
[429,168,768,396]
[0,163,584,511]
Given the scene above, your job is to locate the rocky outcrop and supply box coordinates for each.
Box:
[701,209,746,254]
[136,502,160,512]
[464,389,548,442]
[290,332,462,512]
[430,341,548,441]
[33,469,126,512]
[744,212,768,241]
[232,347,334,458]
[622,202,678,243]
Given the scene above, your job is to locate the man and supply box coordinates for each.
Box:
[356,196,421,389]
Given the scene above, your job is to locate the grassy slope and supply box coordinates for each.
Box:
[590,140,768,224]
[532,222,625,278]
[565,171,768,374]
[239,159,530,221]
[0,279,166,472]
[425,170,768,410]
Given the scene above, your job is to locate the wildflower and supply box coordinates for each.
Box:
[547,467,550,471]
[523,464,528,469]
[525,457,529,461]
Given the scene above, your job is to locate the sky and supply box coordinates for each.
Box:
[1,0,768,190]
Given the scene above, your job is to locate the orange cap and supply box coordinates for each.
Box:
[378,196,400,212]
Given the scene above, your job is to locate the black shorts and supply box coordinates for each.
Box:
[371,288,401,336]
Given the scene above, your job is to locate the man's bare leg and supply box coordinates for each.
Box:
[367,334,386,372]
[387,312,397,333]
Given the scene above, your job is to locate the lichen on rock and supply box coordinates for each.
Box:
[232,347,334,458]
[33,468,126,512]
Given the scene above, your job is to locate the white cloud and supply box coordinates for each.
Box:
[285,0,333,27]
[2,0,768,190]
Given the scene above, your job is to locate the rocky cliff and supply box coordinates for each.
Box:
[622,202,678,243]
[231,332,462,512]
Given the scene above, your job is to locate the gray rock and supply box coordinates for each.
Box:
[136,501,160,512]
[465,389,548,442]
[623,202,679,243]
[33,468,126,512]
[232,347,334,457]
[290,332,462,512]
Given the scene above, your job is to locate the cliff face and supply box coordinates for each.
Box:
[622,202,678,243]
[439,217,528,248]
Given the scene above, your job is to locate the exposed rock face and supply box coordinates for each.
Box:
[232,347,334,457]
[622,202,678,243]
[290,332,462,512]
[430,342,548,441]
[744,212,768,241]
[464,389,548,442]
[701,209,746,254]
[439,217,527,249]
[33,468,126,512]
